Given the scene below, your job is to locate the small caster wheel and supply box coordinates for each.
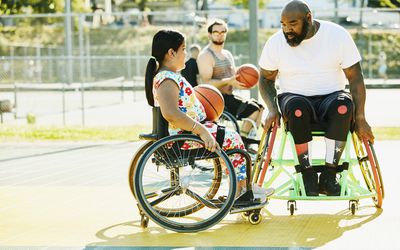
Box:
[350,203,356,215]
[289,203,295,215]
[140,213,149,228]
[287,200,296,215]
[249,212,262,225]
[349,200,358,215]
[241,211,250,220]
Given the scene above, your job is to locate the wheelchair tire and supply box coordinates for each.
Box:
[133,140,225,217]
[134,134,237,232]
[129,141,154,199]
[353,134,384,208]
[219,111,240,133]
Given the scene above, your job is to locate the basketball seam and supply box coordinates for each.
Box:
[195,90,218,117]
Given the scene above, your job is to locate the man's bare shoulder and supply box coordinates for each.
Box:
[197,49,214,63]
[222,49,233,57]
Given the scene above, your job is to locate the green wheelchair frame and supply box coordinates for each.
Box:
[252,125,384,215]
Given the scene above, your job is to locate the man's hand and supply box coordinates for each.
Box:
[264,109,281,131]
[354,117,375,144]
[226,75,246,89]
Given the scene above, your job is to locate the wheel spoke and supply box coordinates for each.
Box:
[185,188,219,209]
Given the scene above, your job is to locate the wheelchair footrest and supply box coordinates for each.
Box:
[295,163,349,173]
[230,200,268,214]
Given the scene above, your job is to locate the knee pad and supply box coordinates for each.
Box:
[285,98,313,144]
[325,98,353,140]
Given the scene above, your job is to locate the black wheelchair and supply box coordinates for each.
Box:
[128,107,271,233]
[218,111,261,153]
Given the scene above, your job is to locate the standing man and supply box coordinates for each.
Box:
[181,44,201,87]
[197,19,264,142]
[258,0,374,196]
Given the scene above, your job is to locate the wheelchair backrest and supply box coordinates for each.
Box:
[152,107,169,139]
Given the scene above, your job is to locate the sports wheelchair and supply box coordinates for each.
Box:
[251,122,384,215]
[218,111,261,152]
[128,107,272,233]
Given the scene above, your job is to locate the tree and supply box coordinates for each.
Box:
[0,0,88,15]
[231,0,268,9]
[368,0,400,7]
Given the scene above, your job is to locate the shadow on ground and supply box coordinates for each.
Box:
[85,205,382,249]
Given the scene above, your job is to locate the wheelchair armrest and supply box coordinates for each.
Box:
[139,133,159,141]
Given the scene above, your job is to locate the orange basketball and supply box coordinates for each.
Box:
[194,85,224,121]
[236,64,260,88]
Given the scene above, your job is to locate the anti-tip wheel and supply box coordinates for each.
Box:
[140,215,149,228]
[241,211,250,220]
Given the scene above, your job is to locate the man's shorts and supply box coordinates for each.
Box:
[223,94,263,120]
[277,90,353,124]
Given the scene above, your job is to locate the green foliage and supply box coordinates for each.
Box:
[26,113,36,125]
[0,24,399,81]
[0,0,89,15]
[353,30,400,77]
[368,0,400,7]
[230,0,268,8]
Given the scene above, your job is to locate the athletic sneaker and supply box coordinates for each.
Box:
[319,168,341,196]
[302,168,319,196]
[252,183,273,202]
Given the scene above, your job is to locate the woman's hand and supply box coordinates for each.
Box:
[195,124,218,152]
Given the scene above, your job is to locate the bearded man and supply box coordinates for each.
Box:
[197,19,264,144]
[258,0,374,196]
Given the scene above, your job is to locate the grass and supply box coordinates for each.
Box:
[0,125,399,141]
[0,125,151,142]
[372,127,400,140]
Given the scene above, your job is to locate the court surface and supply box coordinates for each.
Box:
[0,140,398,250]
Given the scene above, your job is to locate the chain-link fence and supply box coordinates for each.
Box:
[0,8,399,126]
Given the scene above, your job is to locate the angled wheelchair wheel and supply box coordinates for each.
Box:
[129,141,154,199]
[134,134,237,232]
[352,134,384,208]
[219,111,240,133]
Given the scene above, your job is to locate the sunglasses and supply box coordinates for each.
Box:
[211,30,227,35]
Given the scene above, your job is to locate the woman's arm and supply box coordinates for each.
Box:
[156,79,218,151]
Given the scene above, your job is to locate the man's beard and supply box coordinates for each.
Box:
[212,40,224,46]
[284,18,309,47]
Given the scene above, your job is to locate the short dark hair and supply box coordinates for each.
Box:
[207,18,228,33]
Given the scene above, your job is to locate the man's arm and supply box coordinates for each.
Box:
[197,51,244,89]
[343,62,374,143]
[259,68,280,130]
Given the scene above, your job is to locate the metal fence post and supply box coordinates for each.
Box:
[63,0,73,125]
[79,14,86,126]
[36,44,42,83]
[126,48,132,103]
[249,0,259,99]
[48,47,53,82]
[135,46,141,101]
[10,47,17,118]
[85,31,92,81]
[368,33,372,79]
